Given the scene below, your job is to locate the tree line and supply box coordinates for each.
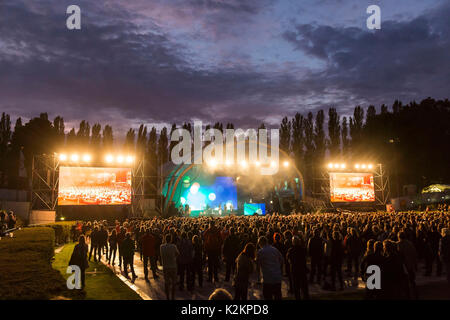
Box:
[0,97,449,197]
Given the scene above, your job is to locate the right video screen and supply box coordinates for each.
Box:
[329,172,375,202]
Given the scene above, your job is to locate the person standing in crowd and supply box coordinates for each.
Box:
[117,227,126,269]
[328,231,344,291]
[234,243,255,300]
[382,240,408,299]
[108,229,118,265]
[69,235,89,289]
[223,227,241,282]
[142,228,158,281]
[191,235,204,289]
[7,211,16,230]
[88,226,100,262]
[256,236,283,300]
[177,231,194,291]
[160,234,180,300]
[287,236,309,300]
[308,229,324,284]
[360,240,384,299]
[203,220,223,283]
[344,228,363,280]
[122,232,137,281]
[397,231,418,299]
[439,228,450,287]
[99,225,108,261]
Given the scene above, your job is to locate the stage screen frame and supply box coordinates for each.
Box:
[58,166,132,206]
[329,172,375,203]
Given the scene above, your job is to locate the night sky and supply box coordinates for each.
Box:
[1,0,449,134]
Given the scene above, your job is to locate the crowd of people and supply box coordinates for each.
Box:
[69,207,450,300]
[0,210,17,236]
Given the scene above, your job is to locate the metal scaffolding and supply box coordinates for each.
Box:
[31,154,59,211]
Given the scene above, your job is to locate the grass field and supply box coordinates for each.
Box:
[0,227,73,299]
[52,243,141,300]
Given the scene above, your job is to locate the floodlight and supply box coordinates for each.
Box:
[208,193,216,201]
[59,154,67,161]
[270,161,276,167]
[368,164,373,169]
[117,155,124,163]
[255,161,261,167]
[190,182,200,194]
[105,154,114,163]
[208,159,218,168]
[283,161,289,168]
[334,163,340,169]
[328,163,333,169]
[340,163,346,169]
[361,164,367,169]
[70,154,79,162]
[240,160,248,168]
[82,154,91,162]
[126,155,134,164]
[225,160,232,166]
[355,164,360,169]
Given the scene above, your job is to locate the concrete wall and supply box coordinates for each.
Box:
[29,210,55,225]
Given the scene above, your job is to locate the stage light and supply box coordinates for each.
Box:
[190,182,200,195]
[340,163,346,169]
[60,217,65,221]
[283,161,289,168]
[105,154,114,163]
[180,197,186,205]
[82,154,91,162]
[270,161,276,167]
[59,154,67,161]
[368,164,373,169]
[236,176,240,181]
[355,164,360,169]
[240,160,248,168]
[334,163,340,169]
[70,154,79,162]
[126,156,134,164]
[328,163,333,169]
[208,159,218,168]
[225,160,232,166]
[361,164,367,169]
[255,161,261,167]
[117,155,124,164]
[208,193,216,201]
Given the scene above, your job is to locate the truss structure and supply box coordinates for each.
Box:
[31,154,59,211]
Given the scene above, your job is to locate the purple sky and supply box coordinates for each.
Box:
[0,0,449,135]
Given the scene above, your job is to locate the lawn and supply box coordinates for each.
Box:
[0,227,74,299]
[52,243,141,300]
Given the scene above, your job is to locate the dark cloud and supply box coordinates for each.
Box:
[0,0,449,135]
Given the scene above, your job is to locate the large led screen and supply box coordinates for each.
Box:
[58,166,131,205]
[329,172,375,202]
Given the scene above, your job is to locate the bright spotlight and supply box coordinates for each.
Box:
[240,160,248,168]
[355,164,360,169]
[283,161,289,168]
[208,193,216,201]
[126,156,134,164]
[225,160,232,166]
[59,154,67,161]
[361,164,367,169]
[105,154,114,163]
[82,154,91,162]
[328,163,333,169]
[190,182,200,195]
[340,163,346,169]
[70,154,79,162]
[208,159,218,168]
[117,155,124,163]
[368,164,373,169]
[334,163,340,169]
[180,197,186,205]
[270,161,276,167]
[255,161,261,167]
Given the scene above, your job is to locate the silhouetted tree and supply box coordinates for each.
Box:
[327,108,340,158]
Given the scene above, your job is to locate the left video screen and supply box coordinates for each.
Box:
[58,166,132,205]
